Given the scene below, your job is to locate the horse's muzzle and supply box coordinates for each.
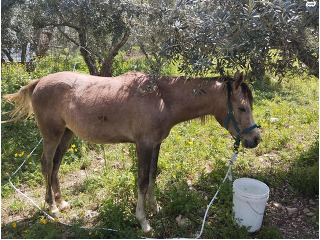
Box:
[243,135,261,148]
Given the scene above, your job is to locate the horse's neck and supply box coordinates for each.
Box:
[159,77,226,125]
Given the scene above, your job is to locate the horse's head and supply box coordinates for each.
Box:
[220,71,261,149]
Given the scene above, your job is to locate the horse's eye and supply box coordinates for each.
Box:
[239,107,246,112]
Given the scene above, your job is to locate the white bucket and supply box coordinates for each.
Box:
[233,178,270,232]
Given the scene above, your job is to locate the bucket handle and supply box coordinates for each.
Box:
[247,201,265,215]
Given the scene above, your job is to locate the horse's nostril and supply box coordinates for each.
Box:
[255,136,260,145]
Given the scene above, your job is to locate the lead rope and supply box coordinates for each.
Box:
[9,138,238,238]
[195,150,238,239]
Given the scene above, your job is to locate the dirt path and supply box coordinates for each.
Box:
[265,183,318,238]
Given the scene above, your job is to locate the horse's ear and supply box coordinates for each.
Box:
[233,71,244,89]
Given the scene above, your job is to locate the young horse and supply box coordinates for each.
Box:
[4,71,260,233]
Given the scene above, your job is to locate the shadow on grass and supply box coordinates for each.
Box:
[252,76,308,105]
[1,214,74,239]
[1,200,142,239]
[288,138,319,196]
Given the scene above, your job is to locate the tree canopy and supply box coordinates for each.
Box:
[136,0,318,79]
[2,0,318,79]
[30,0,135,76]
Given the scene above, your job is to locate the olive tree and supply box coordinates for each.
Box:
[136,0,318,79]
[1,0,32,63]
[132,0,181,74]
[29,0,138,76]
[2,0,57,63]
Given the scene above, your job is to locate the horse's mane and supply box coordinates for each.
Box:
[221,76,253,108]
[240,82,253,108]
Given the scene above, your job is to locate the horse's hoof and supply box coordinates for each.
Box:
[59,201,70,211]
[50,208,61,218]
[140,220,152,233]
[145,229,154,238]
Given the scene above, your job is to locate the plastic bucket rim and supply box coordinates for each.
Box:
[233,178,270,200]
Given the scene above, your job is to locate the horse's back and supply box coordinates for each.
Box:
[32,71,170,144]
[32,71,150,104]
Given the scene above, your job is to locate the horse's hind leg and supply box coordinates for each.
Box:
[52,128,74,211]
[38,118,66,216]
[41,138,63,216]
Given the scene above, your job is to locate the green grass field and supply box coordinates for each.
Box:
[1,55,318,238]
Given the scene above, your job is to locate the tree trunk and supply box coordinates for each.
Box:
[99,29,130,77]
[21,43,27,64]
[249,57,266,81]
[36,28,53,58]
[78,29,99,76]
[2,49,14,62]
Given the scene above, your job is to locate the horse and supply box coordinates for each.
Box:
[3,71,260,233]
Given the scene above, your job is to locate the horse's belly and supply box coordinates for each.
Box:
[67,123,134,144]
[64,111,135,144]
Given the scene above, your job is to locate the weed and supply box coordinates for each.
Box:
[256,226,283,238]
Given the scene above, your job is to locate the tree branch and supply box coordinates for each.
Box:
[2,49,14,62]
[51,22,81,31]
[100,29,130,76]
[57,27,80,47]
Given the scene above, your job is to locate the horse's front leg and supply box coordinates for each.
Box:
[135,141,154,233]
[147,143,162,213]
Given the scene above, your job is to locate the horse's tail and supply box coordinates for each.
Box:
[2,79,40,123]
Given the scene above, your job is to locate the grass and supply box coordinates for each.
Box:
[1,55,318,238]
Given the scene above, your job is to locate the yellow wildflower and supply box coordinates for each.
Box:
[54,217,59,222]
[41,219,47,224]
[74,149,78,152]
[14,153,18,157]
[28,162,32,165]
[27,154,31,158]
[72,144,76,148]
[188,141,193,145]
[68,148,73,152]
[82,147,86,150]
[177,165,181,169]
[12,222,17,228]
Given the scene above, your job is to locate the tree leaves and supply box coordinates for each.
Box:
[136,0,318,78]
[2,0,318,78]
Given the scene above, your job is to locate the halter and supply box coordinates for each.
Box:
[224,79,260,152]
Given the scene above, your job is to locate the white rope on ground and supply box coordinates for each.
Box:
[8,138,237,238]
[195,152,237,239]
